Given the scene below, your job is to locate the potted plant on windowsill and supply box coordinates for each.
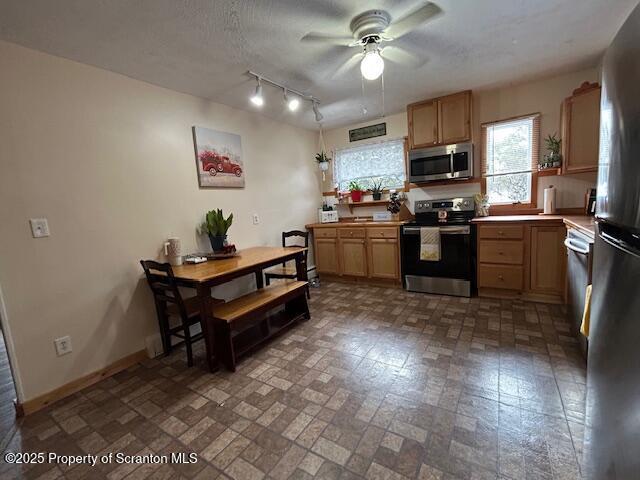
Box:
[348,181,365,203]
[370,179,385,201]
[201,209,233,252]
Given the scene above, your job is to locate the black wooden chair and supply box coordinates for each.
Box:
[140,260,205,367]
[265,230,310,299]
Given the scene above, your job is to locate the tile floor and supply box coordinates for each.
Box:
[0,281,587,479]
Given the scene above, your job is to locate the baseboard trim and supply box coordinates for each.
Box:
[16,349,148,416]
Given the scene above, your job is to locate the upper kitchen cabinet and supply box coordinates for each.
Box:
[407,90,472,149]
[561,82,601,174]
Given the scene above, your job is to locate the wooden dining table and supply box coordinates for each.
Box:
[170,246,308,371]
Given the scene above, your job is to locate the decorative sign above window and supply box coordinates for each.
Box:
[349,123,387,142]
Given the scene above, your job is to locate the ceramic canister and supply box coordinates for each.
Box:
[164,237,183,266]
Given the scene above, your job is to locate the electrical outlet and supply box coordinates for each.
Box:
[54,336,72,356]
[252,214,260,225]
[30,218,50,238]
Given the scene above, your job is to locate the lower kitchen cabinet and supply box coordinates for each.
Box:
[309,224,401,283]
[476,220,566,303]
[340,238,368,277]
[314,238,339,274]
[368,239,399,279]
[529,225,566,295]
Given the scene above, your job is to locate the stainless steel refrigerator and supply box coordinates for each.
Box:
[583,3,640,479]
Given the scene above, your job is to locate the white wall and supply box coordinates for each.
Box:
[321,67,600,215]
[0,41,321,401]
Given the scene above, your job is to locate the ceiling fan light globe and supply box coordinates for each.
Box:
[360,51,384,80]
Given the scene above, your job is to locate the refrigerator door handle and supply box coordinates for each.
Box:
[564,238,590,255]
[601,231,640,259]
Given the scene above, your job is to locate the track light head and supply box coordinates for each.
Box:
[312,101,323,122]
[250,78,264,107]
[284,89,300,112]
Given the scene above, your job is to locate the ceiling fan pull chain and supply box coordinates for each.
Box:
[381,72,385,118]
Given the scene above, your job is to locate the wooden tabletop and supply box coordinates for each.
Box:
[171,246,306,283]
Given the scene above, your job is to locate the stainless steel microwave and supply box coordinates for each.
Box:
[408,142,473,183]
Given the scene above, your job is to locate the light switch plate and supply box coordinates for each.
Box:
[30,218,50,238]
[252,214,260,225]
[54,336,72,356]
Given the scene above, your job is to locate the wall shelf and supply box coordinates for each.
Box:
[538,167,561,177]
[339,199,389,214]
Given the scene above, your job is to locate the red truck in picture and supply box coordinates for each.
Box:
[199,150,243,177]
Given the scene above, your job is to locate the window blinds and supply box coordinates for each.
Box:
[481,114,540,178]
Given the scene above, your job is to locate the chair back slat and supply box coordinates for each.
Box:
[140,260,188,317]
[282,230,309,261]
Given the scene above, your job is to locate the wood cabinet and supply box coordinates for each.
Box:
[561,82,601,174]
[314,238,339,274]
[529,225,566,295]
[339,238,368,277]
[477,220,566,303]
[407,90,472,149]
[310,225,400,283]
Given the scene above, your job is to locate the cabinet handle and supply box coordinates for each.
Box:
[498,230,504,235]
[350,232,353,236]
[498,251,504,255]
[498,275,504,280]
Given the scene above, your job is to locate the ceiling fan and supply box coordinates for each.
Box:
[301,2,443,80]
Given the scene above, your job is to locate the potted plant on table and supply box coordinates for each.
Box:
[370,179,385,201]
[542,133,562,169]
[348,180,365,202]
[201,209,233,252]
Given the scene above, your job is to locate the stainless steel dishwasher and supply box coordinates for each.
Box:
[564,228,594,358]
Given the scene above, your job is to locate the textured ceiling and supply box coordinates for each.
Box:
[0,0,637,130]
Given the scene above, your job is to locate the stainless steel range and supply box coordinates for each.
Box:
[401,197,475,297]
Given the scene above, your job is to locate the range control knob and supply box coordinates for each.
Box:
[463,200,469,207]
[425,203,430,208]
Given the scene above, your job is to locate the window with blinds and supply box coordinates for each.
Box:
[481,114,540,206]
[333,138,406,191]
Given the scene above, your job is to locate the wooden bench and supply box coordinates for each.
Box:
[210,280,309,371]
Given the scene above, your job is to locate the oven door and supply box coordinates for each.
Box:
[401,225,474,296]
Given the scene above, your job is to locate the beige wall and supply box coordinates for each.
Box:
[0,41,321,402]
[321,67,600,214]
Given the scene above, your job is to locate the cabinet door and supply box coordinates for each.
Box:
[314,238,339,274]
[529,226,566,295]
[339,238,367,277]
[368,239,399,279]
[438,91,471,144]
[408,100,438,149]
[562,86,601,174]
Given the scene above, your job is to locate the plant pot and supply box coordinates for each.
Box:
[350,190,363,202]
[318,161,329,172]
[209,234,227,252]
[372,192,382,201]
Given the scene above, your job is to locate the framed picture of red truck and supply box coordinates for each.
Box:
[192,126,244,188]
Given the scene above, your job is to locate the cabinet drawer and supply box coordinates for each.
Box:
[479,240,524,265]
[367,227,398,239]
[339,228,366,238]
[314,228,337,238]
[478,264,523,290]
[478,225,524,240]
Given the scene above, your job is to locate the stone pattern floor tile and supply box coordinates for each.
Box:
[0,281,587,479]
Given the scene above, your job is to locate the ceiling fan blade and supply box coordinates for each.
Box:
[330,52,363,79]
[301,32,354,46]
[380,46,427,68]
[385,2,443,39]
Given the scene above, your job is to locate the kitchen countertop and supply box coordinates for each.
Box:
[472,214,596,239]
[306,221,406,228]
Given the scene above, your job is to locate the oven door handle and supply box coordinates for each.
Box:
[403,226,470,235]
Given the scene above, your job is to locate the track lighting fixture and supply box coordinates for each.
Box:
[284,89,300,112]
[312,101,323,122]
[247,71,321,121]
[250,77,264,107]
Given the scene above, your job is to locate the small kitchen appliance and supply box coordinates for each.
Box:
[408,142,473,183]
[318,209,339,223]
[401,197,475,296]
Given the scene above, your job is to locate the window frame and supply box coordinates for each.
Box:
[480,113,541,212]
[332,137,409,193]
